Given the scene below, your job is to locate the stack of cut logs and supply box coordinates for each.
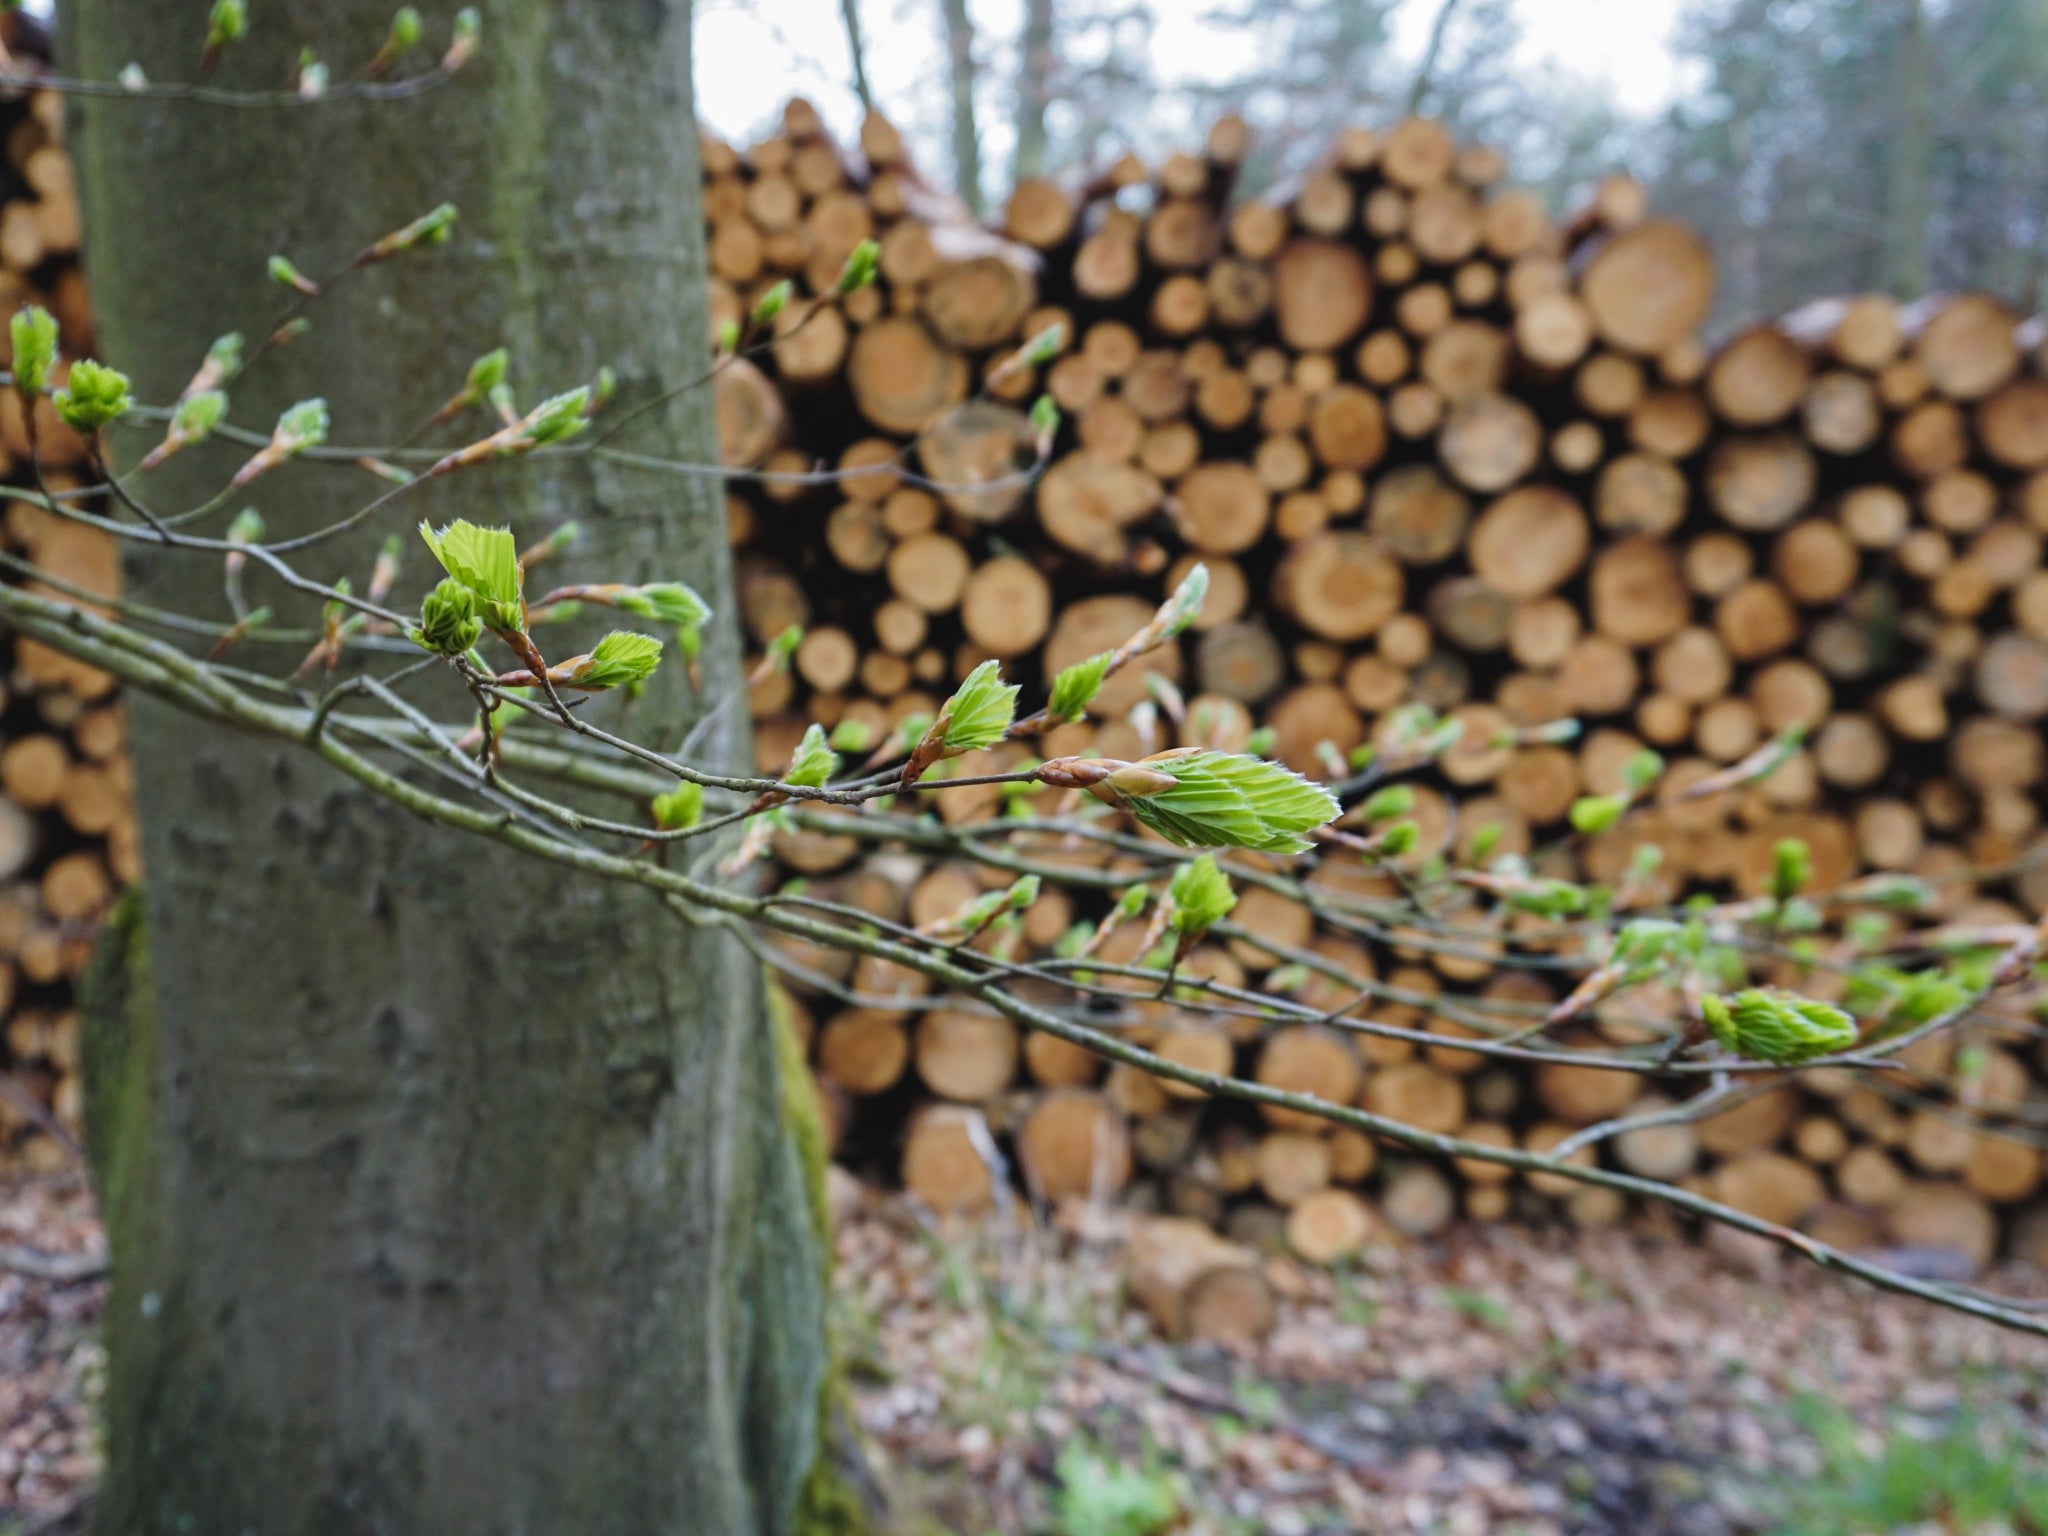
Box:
[703,99,2048,1322]
[6,75,2048,1326]
[0,72,133,1172]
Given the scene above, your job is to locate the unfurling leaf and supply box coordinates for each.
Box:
[947,874,1041,936]
[53,360,131,434]
[369,6,424,74]
[1361,785,1413,822]
[268,254,318,294]
[1049,651,1112,722]
[186,333,244,399]
[834,239,880,295]
[510,388,590,449]
[568,631,663,690]
[939,659,1019,752]
[612,581,712,632]
[466,347,509,398]
[750,280,792,327]
[444,7,482,71]
[1156,562,1209,640]
[1018,321,1068,368]
[205,0,247,52]
[1701,987,1857,1065]
[1770,837,1811,904]
[1621,750,1665,792]
[1096,750,1339,855]
[418,519,524,631]
[366,203,458,262]
[1168,854,1236,938]
[9,306,56,396]
[785,723,839,790]
[652,781,704,831]
[412,577,482,654]
[1569,794,1626,835]
[140,389,229,472]
[1468,821,1503,864]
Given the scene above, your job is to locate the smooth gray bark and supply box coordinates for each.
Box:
[67,3,826,1532]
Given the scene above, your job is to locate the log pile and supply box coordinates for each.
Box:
[702,102,2048,1314]
[0,75,131,1170]
[5,81,2048,1322]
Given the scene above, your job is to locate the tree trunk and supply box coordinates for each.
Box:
[1882,0,1932,299]
[67,4,828,1533]
[940,0,985,216]
[1011,0,1055,182]
[840,0,876,114]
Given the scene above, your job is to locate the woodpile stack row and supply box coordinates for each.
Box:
[705,100,2048,1310]
[0,81,134,1171]
[5,81,2048,1313]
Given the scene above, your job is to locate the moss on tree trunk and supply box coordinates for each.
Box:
[66,3,829,1531]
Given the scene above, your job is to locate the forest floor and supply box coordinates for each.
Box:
[4,1166,2048,1535]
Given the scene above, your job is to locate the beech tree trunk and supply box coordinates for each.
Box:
[940,0,984,215]
[68,3,828,1533]
[1011,0,1055,181]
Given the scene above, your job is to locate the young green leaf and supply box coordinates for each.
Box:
[834,239,880,294]
[445,7,482,70]
[1156,562,1209,639]
[417,519,523,629]
[53,360,132,434]
[750,280,793,327]
[784,723,839,789]
[268,255,318,295]
[1361,784,1413,822]
[611,581,712,631]
[1700,988,1857,1065]
[1049,651,1113,722]
[1569,794,1626,835]
[512,387,590,449]
[412,576,482,654]
[9,306,56,396]
[1018,321,1068,368]
[568,631,663,690]
[1114,751,1340,855]
[1377,820,1418,856]
[205,0,247,51]
[1770,837,1811,903]
[651,781,704,832]
[465,347,509,398]
[1621,750,1665,791]
[827,719,872,754]
[1168,854,1236,938]
[940,659,1019,752]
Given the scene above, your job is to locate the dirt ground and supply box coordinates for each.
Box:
[4,1167,2047,1535]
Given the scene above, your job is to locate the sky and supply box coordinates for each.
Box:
[696,0,1692,161]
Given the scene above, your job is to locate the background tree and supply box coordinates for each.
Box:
[941,0,986,215]
[67,3,827,1533]
[1653,0,2048,324]
[1011,0,1057,181]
